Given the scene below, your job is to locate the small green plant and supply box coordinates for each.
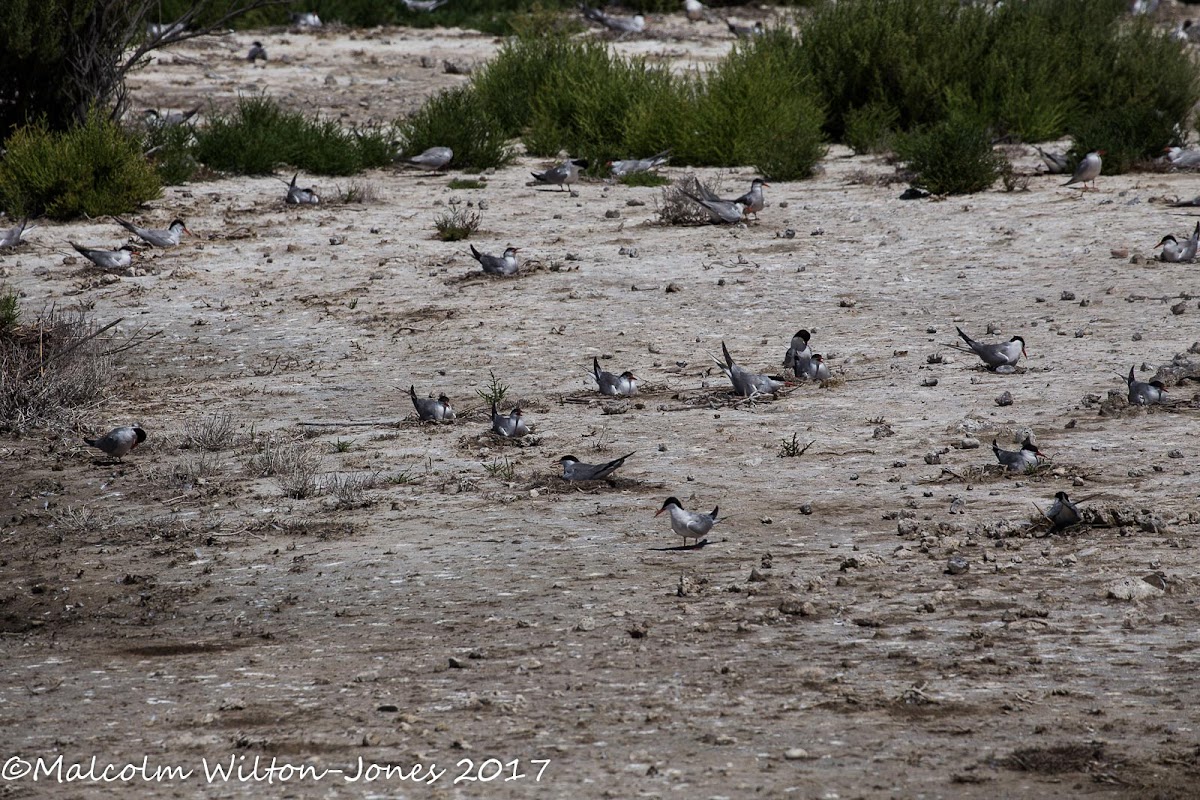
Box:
[333,438,354,453]
[448,178,487,190]
[618,172,670,187]
[0,110,161,219]
[0,286,18,331]
[778,433,814,458]
[476,370,509,406]
[194,95,394,176]
[387,466,417,485]
[337,181,379,204]
[844,102,899,155]
[898,111,1005,195]
[434,200,481,242]
[483,456,515,480]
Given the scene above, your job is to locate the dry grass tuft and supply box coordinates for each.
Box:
[182,412,238,451]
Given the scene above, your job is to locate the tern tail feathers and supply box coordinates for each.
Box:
[721,341,734,368]
[469,244,482,262]
[82,437,98,448]
[710,506,719,521]
[409,384,419,407]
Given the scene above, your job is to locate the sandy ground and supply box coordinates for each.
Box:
[3,17,1200,800]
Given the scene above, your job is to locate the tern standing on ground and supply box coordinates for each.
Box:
[656,497,718,546]
[532,159,587,191]
[1063,150,1103,190]
[955,326,1025,370]
[83,426,147,460]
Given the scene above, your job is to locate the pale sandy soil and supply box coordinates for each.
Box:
[2,18,1200,800]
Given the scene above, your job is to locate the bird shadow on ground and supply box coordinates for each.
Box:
[648,539,711,551]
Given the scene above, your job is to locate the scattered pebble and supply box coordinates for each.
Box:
[946,556,970,575]
[665,282,681,293]
[783,748,809,760]
[604,209,621,219]
[996,391,1013,407]
[1168,449,1183,459]
[1060,290,1075,301]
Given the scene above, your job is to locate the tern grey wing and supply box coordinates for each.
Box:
[407,146,453,169]
[0,218,30,248]
[71,242,131,271]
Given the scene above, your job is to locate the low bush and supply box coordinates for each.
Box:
[434,201,481,241]
[194,96,394,176]
[395,87,513,171]
[844,102,899,155]
[898,110,1004,195]
[143,122,199,185]
[0,110,160,219]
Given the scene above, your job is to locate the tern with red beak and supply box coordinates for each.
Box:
[470,245,519,276]
[656,497,718,546]
[732,178,768,218]
[956,326,1025,371]
[114,217,190,248]
[992,437,1044,472]
[491,404,528,438]
[593,357,638,397]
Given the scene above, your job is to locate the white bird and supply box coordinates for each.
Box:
[681,189,746,224]
[71,242,137,271]
[409,385,455,421]
[491,404,528,438]
[797,353,831,382]
[992,437,1044,472]
[580,5,645,34]
[593,357,638,396]
[143,106,200,128]
[1035,146,1069,174]
[727,19,763,38]
[0,218,34,249]
[1165,146,1200,169]
[290,11,322,28]
[83,425,147,460]
[470,245,519,276]
[683,0,706,21]
[955,326,1026,371]
[656,497,718,546]
[404,146,453,170]
[532,159,587,191]
[713,341,785,397]
[1155,222,1199,262]
[1063,150,1103,190]
[731,178,768,218]
[608,149,670,177]
[404,0,449,10]
[114,217,190,248]
[284,173,319,205]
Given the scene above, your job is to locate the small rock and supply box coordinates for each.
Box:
[958,437,981,450]
[626,199,645,207]
[748,568,768,582]
[927,353,943,364]
[1171,301,1187,316]
[783,228,796,239]
[1168,449,1183,459]
[921,377,938,387]
[995,391,1013,407]
[1060,290,1076,301]
[574,616,596,632]
[665,282,681,293]
[946,556,970,575]
[604,209,621,219]
[477,200,489,210]
[892,460,907,468]
[799,503,813,515]
[783,748,809,760]
[1110,248,1129,259]
[448,657,468,669]
[1106,576,1164,601]
[778,201,789,209]
[924,452,941,465]
[839,298,857,308]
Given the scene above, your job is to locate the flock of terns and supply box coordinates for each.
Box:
[2,4,1193,546]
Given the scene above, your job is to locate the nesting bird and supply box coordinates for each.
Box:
[955,326,1025,371]
[470,245,520,276]
[285,173,320,205]
[1125,366,1168,406]
[593,357,638,397]
[714,341,785,397]
[491,404,528,438]
[71,242,137,271]
[992,437,1044,473]
[114,217,190,248]
[409,385,455,421]
[0,218,33,249]
[1045,491,1081,532]
[559,452,634,482]
[404,146,453,171]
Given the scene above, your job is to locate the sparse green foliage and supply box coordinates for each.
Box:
[898,111,1005,195]
[483,456,515,480]
[396,87,513,171]
[0,287,18,332]
[844,102,899,155]
[194,96,394,176]
[333,438,354,453]
[0,110,160,219]
[618,172,670,187]
[434,200,481,241]
[448,178,487,190]
[476,371,509,406]
[143,121,198,185]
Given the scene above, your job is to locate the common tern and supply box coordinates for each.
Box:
[732,178,768,218]
[1035,146,1069,174]
[593,357,638,396]
[1165,146,1200,170]
[491,404,528,438]
[782,329,812,371]
[290,11,322,27]
[403,0,449,10]
[247,41,267,62]
[656,497,718,546]
[532,159,588,191]
[410,385,455,421]
[955,326,1025,370]
[285,173,320,205]
[1125,366,1168,405]
[147,21,186,40]
[114,217,190,248]
[992,436,1044,472]
[714,341,785,397]
[559,452,634,481]
[1045,491,1081,531]
[681,190,746,224]
[580,5,645,34]
[71,242,137,271]
[1063,150,1103,190]
[727,19,763,38]
[0,218,33,249]
[683,0,706,21]
[608,149,671,177]
[1155,234,1185,262]
[469,245,519,276]
[404,146,453,170]
[83,425,146,460]
[1155,222,1198,262]
[143,106,200,128]
[797,353,831,382]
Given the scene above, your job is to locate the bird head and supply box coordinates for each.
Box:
[656,496,682,516]
[1054,491,1070,502]
[559,455,579,465]
[1154,234,1177,248]
[1150,380,1168,392]
[1021,437,1045,458]
[438,394,451,405]
[1011,335,1027,358]
[620,370,638,382]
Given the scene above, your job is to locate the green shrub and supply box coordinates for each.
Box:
[617,172,670,187]
[898,110,1004,195]
[194,96,394,176]
[844,102,899,155]
[395,87,513,171]
[0,286,18,332]
[448,178,487,190]
[0,110,160,219]
[143,122,198,185]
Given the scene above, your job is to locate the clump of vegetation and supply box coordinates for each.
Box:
[898,111,1005,195]
[272,443,323,499]
[395,87,513,171]
[617,172,670,187]
[448,178,487,190]
[483,456,515,480]
[194,96,394,176]
[143,121,199,185]
[844,102,899,155]
[0,110,160,219]
[0,302,115,433]
[476,370,508,406]
[182,412,238,452]
[324,471,380,508]
[778,433,814,458]
[434,200,481,242]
